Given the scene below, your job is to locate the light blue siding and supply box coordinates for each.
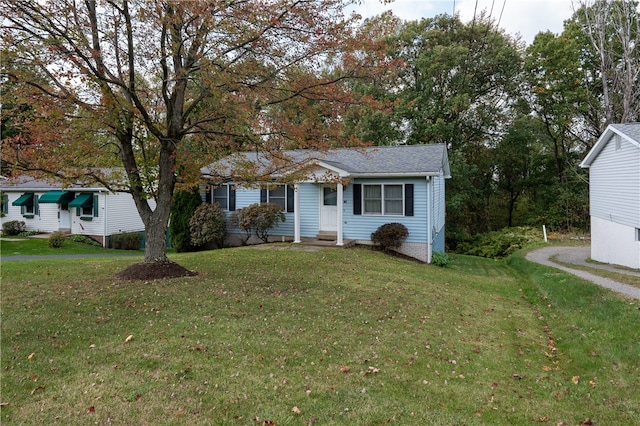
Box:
[343,177,429,244]
[433,227,445,253]
[235,186,259,209]
[298,184,320,236]
[216,177,444,246]
[431,175,446,239]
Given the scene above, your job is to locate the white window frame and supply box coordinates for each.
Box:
[81,205,94,217]
[212,184,230,211]
[362,183,405,216]
[266,184,288,210]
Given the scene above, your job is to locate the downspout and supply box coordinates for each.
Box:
[336,182,344,246]
[294,183,301,243]
[102,191,107,248]
[426,176,432,263]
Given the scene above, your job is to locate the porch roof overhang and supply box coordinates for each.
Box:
[38,190,75,204]
[12,193,34,206]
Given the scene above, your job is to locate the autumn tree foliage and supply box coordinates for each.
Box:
[1,0,385,275]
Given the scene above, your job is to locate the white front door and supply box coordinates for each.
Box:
[319,186,338,231]
[59,206,71,230]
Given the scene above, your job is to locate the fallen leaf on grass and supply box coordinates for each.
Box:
[28,353,35,361]
[339,365,350,373]
[580,418,595,426]
[30,385,45,395]
[292,406,301,414]
[88,406,95,413]
[363,366,380,376]
[572,375,580,385]
[0,402,10,407]
[124,335,133,343]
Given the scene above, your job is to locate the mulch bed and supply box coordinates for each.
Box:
[115,261,198,281]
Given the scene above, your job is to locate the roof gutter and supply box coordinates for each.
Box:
[348,172,449,178]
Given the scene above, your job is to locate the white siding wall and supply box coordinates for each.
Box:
[1,192,59,232]
[69,192,150,240]
[70,194,104,237]
[105,193,150,235]
[34,202,61,232]
[591,216,640,269]
[589,135,640,228]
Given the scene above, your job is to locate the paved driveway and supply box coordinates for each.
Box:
[526,246,640,300]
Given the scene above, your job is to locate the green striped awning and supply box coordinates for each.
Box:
[38,190,75,204]
[12,193,34,206]
[68,193,93,208]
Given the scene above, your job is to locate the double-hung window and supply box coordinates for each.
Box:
[363,184,405,215]
[267,185,286,210]
[208,184,236,211]
[213,185,229,210]
[260,184,294,213]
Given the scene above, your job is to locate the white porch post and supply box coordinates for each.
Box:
[336,182,344,246]
[294,183,301,243]
[426,176,432,263]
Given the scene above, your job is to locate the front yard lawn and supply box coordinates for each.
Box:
[1,246,638,425]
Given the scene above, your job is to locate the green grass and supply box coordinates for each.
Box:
[1,245,639,425]
[0,236,132,257]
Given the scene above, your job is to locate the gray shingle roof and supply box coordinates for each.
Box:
[202,144,450,180]
[581,123,640,167]
[610,123,640,144]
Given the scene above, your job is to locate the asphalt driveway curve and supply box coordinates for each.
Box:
[526,246,640,301]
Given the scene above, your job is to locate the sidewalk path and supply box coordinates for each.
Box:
[526,246,640,301]
[1,253,142,262]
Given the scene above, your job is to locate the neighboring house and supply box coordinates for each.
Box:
[201,144,451,263]
[580,123,640,269]
[0,175,150,247]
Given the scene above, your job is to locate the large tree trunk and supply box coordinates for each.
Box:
[142,202,172,263]
[141,142,177,263]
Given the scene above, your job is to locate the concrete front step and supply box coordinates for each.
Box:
[316,231,337,241]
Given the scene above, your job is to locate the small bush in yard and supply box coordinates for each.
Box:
[454,226,542,259]
[69,234,101,246]
[111,232,142,250]
[2,220,26,236]
[189,203,227,248]
[48,231,67,248]
[233,203,285,243]
[371,223,409,252]
[431,251,451,267]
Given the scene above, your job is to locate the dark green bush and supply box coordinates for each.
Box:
[233,203,285,243]
[431,251,451,267]
[454,226,542,259]
[2,220,26,236]
[189,203,227,248]
[69,234,101,246]
[111,232,142,250]
[17,230,40,237]
[48,231,66,248]
[371,223,409,252]
[170,187,203,252]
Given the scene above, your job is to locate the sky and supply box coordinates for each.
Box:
[351,0,577,45]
